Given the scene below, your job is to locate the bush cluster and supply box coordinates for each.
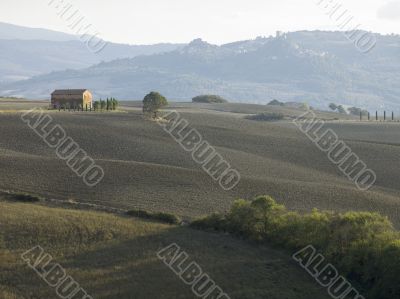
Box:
[192,95,228,103]
[245,112,284,121]
[191,195,400,298]
[267,99,285,106]
[127,209,181,225]
[10,193,42,202]
[348,106,369,116]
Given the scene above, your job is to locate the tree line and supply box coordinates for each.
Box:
[329,103,368,116]
[191,195,400,299]
[93,98,119,111]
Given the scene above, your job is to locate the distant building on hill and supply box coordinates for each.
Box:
[51,89,93,109]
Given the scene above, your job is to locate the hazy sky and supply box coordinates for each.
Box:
[1,0,400,44]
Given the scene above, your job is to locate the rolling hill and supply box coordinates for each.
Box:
[2,30,400,110]
[0,100,398,299]
[0,21,76,41]
[0,198,330,299]
[0,102,399,228]
[0,22,183,83]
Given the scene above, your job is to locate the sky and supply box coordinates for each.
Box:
[1,0,400,45]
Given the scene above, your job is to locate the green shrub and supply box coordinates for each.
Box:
[154,212,181,225]
[191,213,226,231]
[192,95,228,103]
[348,107,368,116]
[11,193,42,202]
[245,112,284,121]
[126,209,181,225]
[190,195,400,298]
[267,99,285,106]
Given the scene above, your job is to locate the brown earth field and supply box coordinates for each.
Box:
[0,101,399,226]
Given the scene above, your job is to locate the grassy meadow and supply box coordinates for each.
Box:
[0,199,330,299]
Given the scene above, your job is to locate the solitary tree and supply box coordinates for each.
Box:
[268,99,285,106]
[337,105,347,114]
[143,92,168,118]
[329,103,338,111]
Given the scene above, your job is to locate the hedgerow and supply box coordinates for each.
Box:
[191,195,399,298]
[126,209,181,225]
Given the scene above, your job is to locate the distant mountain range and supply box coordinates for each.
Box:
[0,22,183,82]
[0,21,76,41]
[1,22,400,110]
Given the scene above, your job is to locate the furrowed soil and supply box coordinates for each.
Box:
[0,102,399,226]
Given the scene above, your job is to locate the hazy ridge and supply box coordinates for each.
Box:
[1,22,400,110]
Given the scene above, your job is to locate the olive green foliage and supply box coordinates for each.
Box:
[93,98,118,111]
[100,99,106,110]
[9,192,42,202]
[104,97,119,110]
[329,103,347,114]
[192,95,228,103]
[110,98,119,110]
[337,105,346,114]
[245,112,284,121]
[329,103,338,111]
[268,99,285,106]
[127,209,181,225]
[191,195,400,298]
[143,92,168,118]
[348,106,368,116]
[329,103,368,116]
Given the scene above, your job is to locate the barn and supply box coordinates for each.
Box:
[51,89,93,109]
